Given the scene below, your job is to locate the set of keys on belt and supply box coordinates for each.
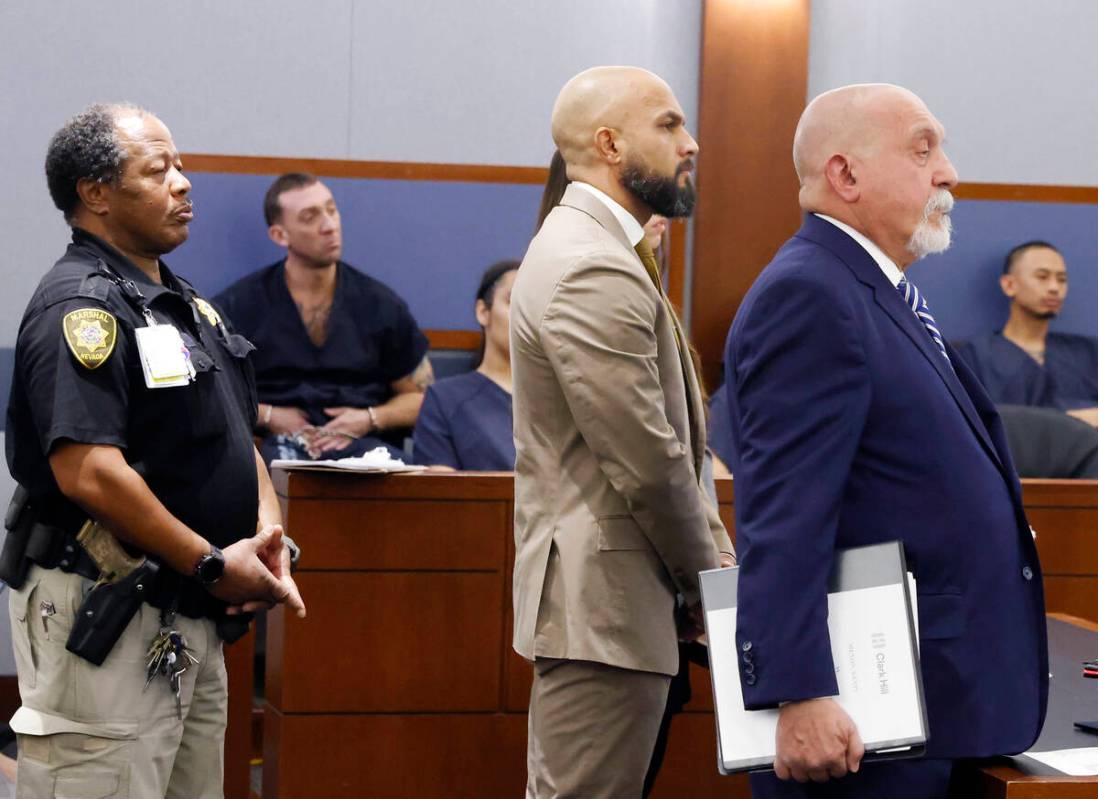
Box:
[145,608,199,718]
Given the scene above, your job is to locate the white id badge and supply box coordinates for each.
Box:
[135,324,193,388]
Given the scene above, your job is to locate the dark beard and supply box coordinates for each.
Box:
[621,157,696,218]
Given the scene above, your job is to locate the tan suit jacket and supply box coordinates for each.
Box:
[511,185,733,676]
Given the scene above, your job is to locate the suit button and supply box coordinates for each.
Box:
[1022,566,1034,581]
[742,650,754,664]
[743,662,755,675]
[741,641,753,653]
[745,673,757,686]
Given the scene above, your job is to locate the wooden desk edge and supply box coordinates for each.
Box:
[272,468,517,500]
[270,471,1098,509]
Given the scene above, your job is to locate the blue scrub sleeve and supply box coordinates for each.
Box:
[412,385,461,468]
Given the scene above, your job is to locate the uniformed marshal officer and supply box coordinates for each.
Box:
[4,103,306,798]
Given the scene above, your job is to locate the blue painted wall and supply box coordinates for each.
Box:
[5,189,1098,430]
[172,172,544,330]
[907,199,1098,343]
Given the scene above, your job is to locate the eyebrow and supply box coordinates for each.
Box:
[659,110,685,125]
[297,201,333,217]
[911,124,946,144]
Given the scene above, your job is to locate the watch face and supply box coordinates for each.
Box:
[198,549,225,584]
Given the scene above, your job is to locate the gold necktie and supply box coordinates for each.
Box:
[634,238,664,293]
[635,238,700,467]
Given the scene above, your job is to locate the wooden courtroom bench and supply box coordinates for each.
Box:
[255,472,1098,798]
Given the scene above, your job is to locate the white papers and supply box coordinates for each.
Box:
[1026,747,1098,776]
[135,324,194,388]
[707,583,925,770]
[271,446,425,474]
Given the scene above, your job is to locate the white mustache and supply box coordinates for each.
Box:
[924,190,954,218]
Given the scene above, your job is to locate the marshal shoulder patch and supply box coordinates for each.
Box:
[62,308,117,370]
[193,297,222,328]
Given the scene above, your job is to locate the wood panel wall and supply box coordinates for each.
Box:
[691,0,812,389]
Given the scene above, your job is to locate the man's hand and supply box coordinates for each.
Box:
[720,552,736,568]
[209,526,306,618]
[253,524,306,618]
[265,406,310,436]
[321,406,373,437]
[774,698,864,783]
[1067,407,1098,427]
[296,407,374,457]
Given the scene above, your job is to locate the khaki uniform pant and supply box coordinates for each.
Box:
[526,658,670,799]
[9,565,228,798]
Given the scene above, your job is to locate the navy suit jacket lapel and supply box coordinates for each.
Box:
[796,215,1005,472]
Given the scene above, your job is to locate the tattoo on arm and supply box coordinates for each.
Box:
[411,356,435,389]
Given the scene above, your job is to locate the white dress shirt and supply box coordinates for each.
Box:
[571,182,646,247]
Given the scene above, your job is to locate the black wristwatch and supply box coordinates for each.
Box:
[193,545,226,586]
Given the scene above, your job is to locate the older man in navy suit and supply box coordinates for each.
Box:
[723,84,1048,797]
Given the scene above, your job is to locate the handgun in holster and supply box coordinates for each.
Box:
[0,485,34,589]
[65,521,158,666]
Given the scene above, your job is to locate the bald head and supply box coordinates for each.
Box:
[793,83,925,185]
[789,83,958,268]
[547,66,699,219]
[552,66,671,169]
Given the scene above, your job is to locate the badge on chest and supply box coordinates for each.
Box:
[135,323,196,388]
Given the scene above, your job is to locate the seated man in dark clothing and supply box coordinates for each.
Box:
[954,240,1098,426]
[413,260,517,470]
[216,173,432,463]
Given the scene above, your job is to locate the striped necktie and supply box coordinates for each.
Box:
[897,275,950,362]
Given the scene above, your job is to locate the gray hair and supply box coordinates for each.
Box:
[45,102,148,220]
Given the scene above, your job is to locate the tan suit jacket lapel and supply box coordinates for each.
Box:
[561,185,706,476]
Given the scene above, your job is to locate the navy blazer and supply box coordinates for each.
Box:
[723,215,1048,759]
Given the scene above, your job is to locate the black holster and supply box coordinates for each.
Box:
[216,613,253,644]
[66,560,160,666]
[0,486,34,589]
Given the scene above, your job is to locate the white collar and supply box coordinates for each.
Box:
[571,182,646,246]
[814,213,904,288]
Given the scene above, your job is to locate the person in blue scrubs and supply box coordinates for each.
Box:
[215,173,432,464]
[413,260,518,470]
[954,241,1098,425]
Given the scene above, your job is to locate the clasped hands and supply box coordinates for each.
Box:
[211,524,306,619]
[266,405,373,458]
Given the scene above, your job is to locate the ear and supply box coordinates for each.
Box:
[474,298,491,328]
[1000,273,1017,298]
[75,177,111,217]
[268,224,289,248]
[593,127,622,165]
[823,154,859,202]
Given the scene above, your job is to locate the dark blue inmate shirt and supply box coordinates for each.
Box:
[953,331,1098,410]
[214,259,429,425]
[413,371,515,470]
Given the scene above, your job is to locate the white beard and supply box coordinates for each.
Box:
[907,190,955,259]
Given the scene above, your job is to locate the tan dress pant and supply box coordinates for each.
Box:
[9,565,227,798]
[526,658,671,799]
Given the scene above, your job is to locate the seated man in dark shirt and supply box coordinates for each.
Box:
[216,173,432,462]
[954,240,1098,426]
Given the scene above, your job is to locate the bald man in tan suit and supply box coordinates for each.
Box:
[511,66,735,798]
